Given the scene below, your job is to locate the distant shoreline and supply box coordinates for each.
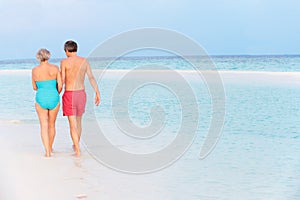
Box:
[2,69,300,75]
[1,54,300,63]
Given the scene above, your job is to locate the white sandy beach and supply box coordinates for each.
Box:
[0,121,174,200]
[0,121,91,200]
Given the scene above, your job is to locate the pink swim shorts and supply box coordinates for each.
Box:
[62,90,87,116]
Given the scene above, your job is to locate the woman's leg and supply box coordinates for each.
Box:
[48,103,60,154]
[35,103,51,157]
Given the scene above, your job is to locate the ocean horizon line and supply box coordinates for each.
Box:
[1,54,300,63]
[2,69,300,76]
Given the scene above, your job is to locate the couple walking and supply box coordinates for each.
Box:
[31,40,100,157]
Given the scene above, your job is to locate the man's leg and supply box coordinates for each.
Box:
[67,116,80,156]
[76,116,82,142]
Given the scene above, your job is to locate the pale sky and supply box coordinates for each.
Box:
[0,0,299,60]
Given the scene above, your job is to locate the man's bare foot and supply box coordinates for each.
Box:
[72,144,80,151]
[73,145,80,157]
[73,150,80,157]
[75,151,80,157]
[45,152,51,157]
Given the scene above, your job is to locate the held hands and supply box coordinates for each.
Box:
[95,92,100,106]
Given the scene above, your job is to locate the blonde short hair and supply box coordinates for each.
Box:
[36,48,51,62]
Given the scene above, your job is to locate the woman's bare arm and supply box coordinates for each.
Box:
[31,68,37,90]
[56,66,63,93]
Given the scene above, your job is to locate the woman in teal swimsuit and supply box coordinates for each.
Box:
[32,48,62,157]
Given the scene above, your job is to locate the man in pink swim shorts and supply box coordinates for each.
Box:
[60,40,100,157]
[62,90,87,116]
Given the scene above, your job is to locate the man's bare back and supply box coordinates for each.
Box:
[60,55,88,91]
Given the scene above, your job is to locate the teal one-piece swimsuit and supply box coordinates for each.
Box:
[36,79,59,110]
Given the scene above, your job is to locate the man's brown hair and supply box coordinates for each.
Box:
[64,40,77,52]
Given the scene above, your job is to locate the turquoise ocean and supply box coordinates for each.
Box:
[0,55,300,199]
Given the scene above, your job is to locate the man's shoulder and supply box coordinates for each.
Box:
[60,57,70,62]
[60,57,69,63]
[61,56,87,62]
[60,57,74,67]
[77,56,88,62]
[76,56,89,67]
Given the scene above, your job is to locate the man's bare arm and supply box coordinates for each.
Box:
[60,60,66,85]
[86,61,100,106]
